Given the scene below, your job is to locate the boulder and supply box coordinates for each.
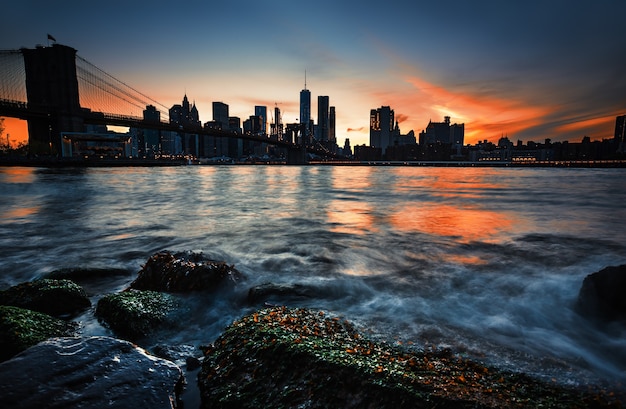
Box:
[43,267,132,282]
[95,289,176,340]
[576,264,626,320]
[0,278,90,317]
[0,336,183,409]
[0,305,76,361]
[198,307,619,409]
[129,250,243,292]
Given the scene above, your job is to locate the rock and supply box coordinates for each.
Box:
[129,250,243,292]
[95,289,176,340]
[152,344,202,370]
[576,264,626,320]
[0,305,77,361]
[43,267,132,282]
[0,278,90,317]
[247,282,316,304]
[0,336,183,409]
[198,307,619,409]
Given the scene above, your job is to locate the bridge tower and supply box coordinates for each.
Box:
[22,44,84,154]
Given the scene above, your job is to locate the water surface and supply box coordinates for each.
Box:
[1,165,625,389]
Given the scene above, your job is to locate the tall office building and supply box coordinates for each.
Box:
[615,115,625,152]
[212,102,229,129]
[169,94,201,156]
[255,106,267,135]
[370,106,395,154]
[329,106,336,145]
[317,96,329,142]
[300,83,311,144]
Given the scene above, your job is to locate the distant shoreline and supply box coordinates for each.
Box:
[1,156,625,168]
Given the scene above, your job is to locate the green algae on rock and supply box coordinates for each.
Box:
[95,289,176,341]
[0,279,90,317]
[0,305,77,361]
[199,307,621,409]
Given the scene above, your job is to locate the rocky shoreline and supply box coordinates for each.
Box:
[1,251,624,408]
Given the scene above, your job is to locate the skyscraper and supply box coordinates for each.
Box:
[615,115,625,152]
[300,74,311,144]
[255,106,267,135]
[317,96,329,142]
[329,106,336,145]
[370,106,395,154]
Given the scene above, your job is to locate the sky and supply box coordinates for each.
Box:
[1,0,625,148]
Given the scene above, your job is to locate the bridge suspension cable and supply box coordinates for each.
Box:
[75,55,170,120]
[0,50,27,103]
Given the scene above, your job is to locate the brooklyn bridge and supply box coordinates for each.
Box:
[0,43,327,164]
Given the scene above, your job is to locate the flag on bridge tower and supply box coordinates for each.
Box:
[47,34,56,43]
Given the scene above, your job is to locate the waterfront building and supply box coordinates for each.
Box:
[419,116,465,157]
[370,106,397,154]
[169,94,201,157]
[329,106,336,145]
[300,88,311,144]
[255,106,267,135]
[317,96,330,143]
[615,115,625,153]
[142,105,161,155]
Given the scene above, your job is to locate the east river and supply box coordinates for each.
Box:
[1,165,625,391]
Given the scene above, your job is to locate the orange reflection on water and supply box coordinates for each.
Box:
[389,203,513,243]
[392,167,505,199]
[0,166,36,184]
[1,206,38,220]
[327,200,377,235]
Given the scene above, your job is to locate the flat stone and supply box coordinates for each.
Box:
[0,336,183,409]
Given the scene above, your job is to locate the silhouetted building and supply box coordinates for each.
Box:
[142,105,161,155]
[370,106,398,154]
[270,106,283,141]
[329,106,336,145]
[169,94,201,157]
[300,87,311,144]
[317,96,329,142]
[419,116,464,158]
[615,115,625,153]
[255,106,267,135]
[343,138,352,157]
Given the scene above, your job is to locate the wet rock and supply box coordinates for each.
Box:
[129,250,243,292]
[0,278,90,317]
[247,282,316,304]
[577,264,626,320]
[95,289,176,340]
[0,305,77,361]
[198,306,619,409]
[43,267,132,282]
[152,344,202,370]
[0,336,183,409]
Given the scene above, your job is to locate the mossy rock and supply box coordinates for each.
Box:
[0,305,77,361]
[129,250,243,292]
[0,279,90,317]
[95,289,176,341]
[198,307,621,409]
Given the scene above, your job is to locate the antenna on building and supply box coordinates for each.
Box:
[304,70,307,90]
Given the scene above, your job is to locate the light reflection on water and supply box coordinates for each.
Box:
[1,165,626,388]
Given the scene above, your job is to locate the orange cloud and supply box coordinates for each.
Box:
[399,75,554,145]
[553,115,615,135]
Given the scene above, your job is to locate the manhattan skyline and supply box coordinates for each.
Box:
[1,0,625,148]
